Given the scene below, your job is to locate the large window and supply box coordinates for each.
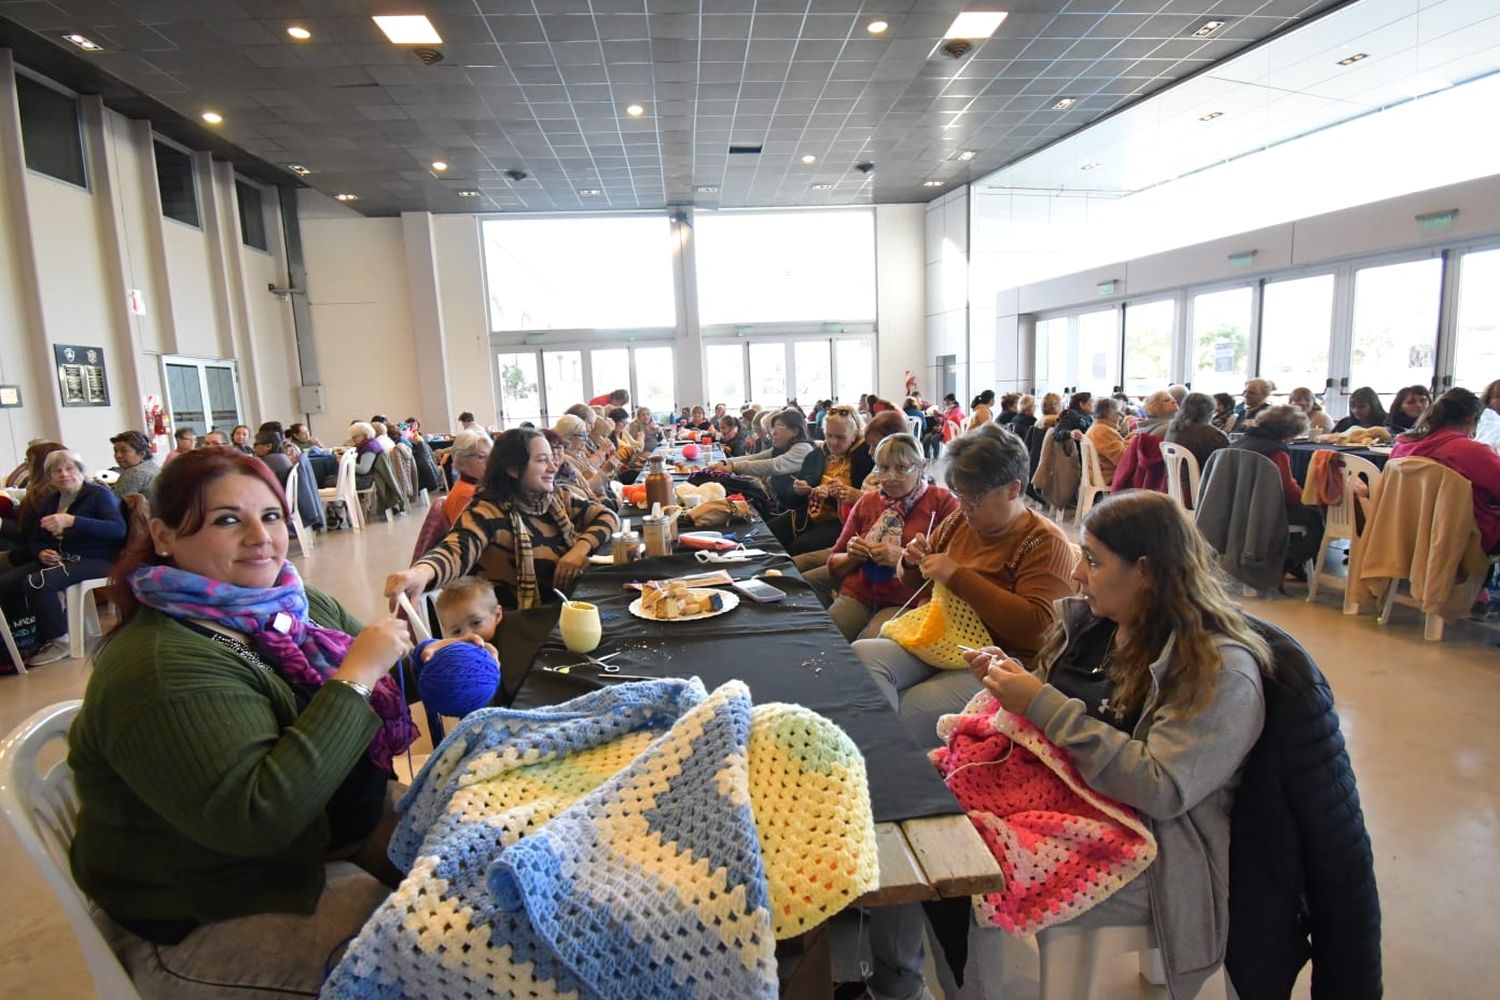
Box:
[163,358,239,437]
[706,344,746,409]
[1190,287,1252,395]
[749,342,787,404]
[835,339,874,404]
[1122,299,1173,396]
[541,351,584,424]
[235,179,268,251]
[482,216,675,332]
[15,72,86,187]
[1259,274,1333,394]
[634,346,676,415]
[589,348,631,401]
[1037,316,1069,392]
[497,353,541,428]
[794,341,832,404]
[1454,247,1500,387]
[696,210,876,325]
[1076,309,1120,393]
[1349,258,1441,394]
[153,139,199,227]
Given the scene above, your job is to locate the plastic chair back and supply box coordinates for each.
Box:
[1159,441,1202,509]
[0,701,143,998]
[1075,434,1113,523]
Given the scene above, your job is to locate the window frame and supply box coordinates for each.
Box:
[160,355,243,438]
[152,133,201,230]
[234,175,271,253]
[13,66,89,191]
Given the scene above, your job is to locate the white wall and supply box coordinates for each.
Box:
[0,56,302,472]
[875,203,925,399]
[925,187,969,404]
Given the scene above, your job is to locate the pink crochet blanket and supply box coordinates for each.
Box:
[931,692,1157,935]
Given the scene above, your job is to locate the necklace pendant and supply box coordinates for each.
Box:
[272,611,293,634]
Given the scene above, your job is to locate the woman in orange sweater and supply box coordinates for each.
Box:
[853,424,1077,748]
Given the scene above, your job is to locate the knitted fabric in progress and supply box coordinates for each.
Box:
[879,582,992,670]
[932,691,1157,935]
[323,678,878,999]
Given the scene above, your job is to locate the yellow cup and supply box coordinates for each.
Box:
[559,600,602,654]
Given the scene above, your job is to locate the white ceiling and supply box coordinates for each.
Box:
[978,0,1500,195]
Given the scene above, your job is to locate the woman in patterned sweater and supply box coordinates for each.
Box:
[388,428,617,610]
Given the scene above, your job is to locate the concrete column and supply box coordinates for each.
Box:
[670,209,704,409]
[401,211,455,425]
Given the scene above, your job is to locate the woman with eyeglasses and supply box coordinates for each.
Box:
[387,428,617,610]
[853,425,1076,748]
[550,413,615,502]
[824,433,959,642]
[0,448,127,665]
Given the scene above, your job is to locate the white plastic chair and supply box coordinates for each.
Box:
[2,604,27,673]
[284,463,314,554]
[318,449,363,532]
[0,701,144,998]
[1038,923,1233,1000]
[1075,435,1114,523]
[65,577,109,660]
[1159,441,1202,510]
[1301,454,1381,606]
[906,415,924,439]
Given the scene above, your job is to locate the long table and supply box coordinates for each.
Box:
[1287,442,1391,484]
[488,525,1004,918]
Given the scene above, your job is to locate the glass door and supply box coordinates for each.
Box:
[834,339,874,406]
[705,344,746,410]
[1036,317,1069,394]
[164,363,207,435]
[496,352,542,428]
[1076,308,1120,393]
[163,357,241,437]
[793,340,832,405]
[749,341,787,405]
[589,348,631,403]
[1453,247,1500,384]
[1349,258,1441,395]
[1259,274,1334,394]
[541,350,584,424]
[1122,299,1173,397]
[632,346,676,416]
[1189,287,1252,396]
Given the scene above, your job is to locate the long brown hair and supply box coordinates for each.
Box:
[17,441,66,523]
[1034,491,1271,719]
[104,447,290,636]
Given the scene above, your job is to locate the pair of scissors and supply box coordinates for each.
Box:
[550,651,623,675]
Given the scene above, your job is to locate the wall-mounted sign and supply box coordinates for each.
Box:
[54,344,110,407]
[127,288,147,316]
[0,384,20,408]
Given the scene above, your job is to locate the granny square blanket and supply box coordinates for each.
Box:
[932,691,1157,935]
[323,677,878,999]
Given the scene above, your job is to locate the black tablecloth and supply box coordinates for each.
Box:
[1287,443,1390,484]
[494,544,961,825]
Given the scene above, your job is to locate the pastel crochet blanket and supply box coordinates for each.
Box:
[932,692,1157,935]
[323,678,878,1000]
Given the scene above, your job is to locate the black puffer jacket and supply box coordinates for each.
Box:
[1228,619,1382,999]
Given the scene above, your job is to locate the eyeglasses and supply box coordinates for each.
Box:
[874,465,918,479]
[953,487,996,509]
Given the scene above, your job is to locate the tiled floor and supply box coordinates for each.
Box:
[2,504,1496,999]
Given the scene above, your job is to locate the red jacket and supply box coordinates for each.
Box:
[1392,428,1500,552]
[828,486,960,609]
[1110,433,1168,494]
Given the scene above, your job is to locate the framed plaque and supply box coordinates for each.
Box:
[54,344,110,407]
[0,385,19,408]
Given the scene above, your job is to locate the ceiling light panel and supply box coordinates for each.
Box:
[1192,20,1227,38]
[62,33,102,52]
[286,26,311,41]
[372,15,442,45]
[944,12,1009,40]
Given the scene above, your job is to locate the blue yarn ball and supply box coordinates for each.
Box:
[418,642,499,717]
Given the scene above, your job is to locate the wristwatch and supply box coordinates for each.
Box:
[329,677,373,702]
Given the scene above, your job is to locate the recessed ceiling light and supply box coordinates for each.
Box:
[1191,20,1226,38]
[867,20,889,34]
[695,185,719,193]
[943,12,1009,40]
[800,154,816,164]
[286,26,311,41]
[1080,161,1100,170]
[457,189,480,197]
[335,193,358,201]
[201,111,223,124]
[372,14,442,45]
[811,183,833,190]
[1338,52,1368,66]
[579,188,601,196]
[948,149,978,161]
[286,163,311,176]
[431,160,448,172]
[1199,111,1223,121]
[923,180,944,187]
[1052,97,1076,110]
[625,103,645,116]
[62,33,102,52]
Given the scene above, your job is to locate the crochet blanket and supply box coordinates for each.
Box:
[323,678,878,999]
[932,692,1156,935]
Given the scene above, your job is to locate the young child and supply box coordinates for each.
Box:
[433,576,504,643]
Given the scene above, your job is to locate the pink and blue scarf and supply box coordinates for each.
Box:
[128,562,415,772]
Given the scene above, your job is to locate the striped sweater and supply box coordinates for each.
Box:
[416,490,617,608]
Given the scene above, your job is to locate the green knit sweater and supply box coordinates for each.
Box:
[67,589,382,926]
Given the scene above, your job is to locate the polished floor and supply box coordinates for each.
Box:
[2,502,1497,999]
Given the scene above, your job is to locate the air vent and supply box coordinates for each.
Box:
[728,144,763,155]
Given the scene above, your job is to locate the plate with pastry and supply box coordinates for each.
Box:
[629,579,741,621]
